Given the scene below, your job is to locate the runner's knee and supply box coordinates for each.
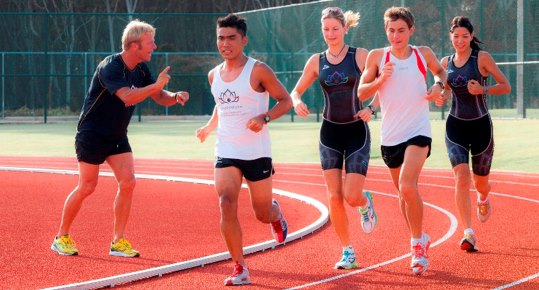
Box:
[399,181,418,200]
[77,180,98,197]
[218,194,238,220]
[118,176,136,193]
[327,190,344,206]
[455,170,471,191]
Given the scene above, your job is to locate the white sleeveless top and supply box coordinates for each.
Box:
[377,46,431,146]
[211,57,271,160]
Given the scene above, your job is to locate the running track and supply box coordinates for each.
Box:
[0,156,538,289]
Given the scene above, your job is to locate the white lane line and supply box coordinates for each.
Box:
[286,190,459,289]
[0,166,328,290]
[492,272,539,289]
[1,166,537,289]
[273,178,539,204]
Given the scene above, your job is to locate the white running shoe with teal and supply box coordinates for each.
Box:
[358,191,377,233]
[334,250,358,270]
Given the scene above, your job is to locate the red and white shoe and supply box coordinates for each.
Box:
[224,263,250,286]
[460,232,479,252]
[411,233,430,275]
[270,199,288,243]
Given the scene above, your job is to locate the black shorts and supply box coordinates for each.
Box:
[214,157,274,182]
[319,119,370,175]
[381,135,432,168]
[445,114,494,176]
[75,138,132,165]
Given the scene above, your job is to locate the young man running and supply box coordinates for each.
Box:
[196,13,292,286]
[358,7,447,275]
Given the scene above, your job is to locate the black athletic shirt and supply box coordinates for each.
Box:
[447,49,489,120]
[77,54,154,144]
[318,47,362,123]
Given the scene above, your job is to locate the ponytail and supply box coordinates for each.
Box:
[471,36,482,51]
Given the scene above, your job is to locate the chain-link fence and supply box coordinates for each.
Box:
[1,0,537,122]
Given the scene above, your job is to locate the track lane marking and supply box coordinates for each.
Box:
[0,166,328,290]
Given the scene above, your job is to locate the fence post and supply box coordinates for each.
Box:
[43,14,50,124]
[165,52,169,116]
[516,0,525,118]
[1,53,4,119]
[84,52,88,101]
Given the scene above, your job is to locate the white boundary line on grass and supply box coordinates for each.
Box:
[0,166,329,290]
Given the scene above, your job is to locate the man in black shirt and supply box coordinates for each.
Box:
[51,19,189,258]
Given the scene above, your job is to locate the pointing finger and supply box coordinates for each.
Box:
[160,66,170,75]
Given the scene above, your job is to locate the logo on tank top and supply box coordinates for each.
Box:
[218,89,239,104]
[324,71,348,86]
[450,75,469,88]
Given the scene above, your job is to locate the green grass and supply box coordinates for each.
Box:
[1,118,538,173]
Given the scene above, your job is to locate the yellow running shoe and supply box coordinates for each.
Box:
[109,238,140,258]
[51,234,78,256]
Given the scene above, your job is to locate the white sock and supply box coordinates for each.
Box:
[411,232,425,246]
[464,228,474,235]
[478,195,489,203]
[343,245,354,254]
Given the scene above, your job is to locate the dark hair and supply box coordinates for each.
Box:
[216,13,247,36]
[450,16,482,50]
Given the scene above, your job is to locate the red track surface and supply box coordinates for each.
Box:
[0,156,538,289]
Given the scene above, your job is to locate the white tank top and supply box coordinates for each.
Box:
[378,46,431,146]
[211,57,271,159]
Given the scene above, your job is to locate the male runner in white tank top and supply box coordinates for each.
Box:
[358,6,447,276]
[195,13,292,286]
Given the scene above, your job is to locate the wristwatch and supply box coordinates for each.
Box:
[263,114,271,124]
[435,81,445,90]
[368,105,376,115]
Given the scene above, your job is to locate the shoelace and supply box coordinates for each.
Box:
[360,207,370,222]
[340,251,354,262]
[412,243,426,258]
[115,239,131,250]
[478,204,488,215]
[61,236,75,248]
